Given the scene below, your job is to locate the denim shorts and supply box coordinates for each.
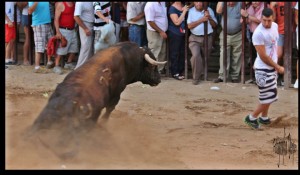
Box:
[21,14,29,26]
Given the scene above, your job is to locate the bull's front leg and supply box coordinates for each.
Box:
[101,96,120,121]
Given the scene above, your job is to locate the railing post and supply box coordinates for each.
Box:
[184,4,189,79]
[284,2,292,88]
[28,14,34,65]
[204,2,208,81]
[14,4,18,64]
[223,2,227,83]
[241,2,246,84]
[166,2,170,77]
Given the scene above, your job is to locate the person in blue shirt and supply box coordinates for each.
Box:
[28,2,54,73]
[167,2,189,80]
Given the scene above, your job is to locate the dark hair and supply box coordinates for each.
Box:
[262,8,273,17]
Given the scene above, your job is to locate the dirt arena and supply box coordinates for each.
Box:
[5,65,298,170]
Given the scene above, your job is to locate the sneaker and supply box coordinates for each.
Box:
[53,66,63,75]
[33,67,43,73]
[294,79,298,89]
[244,115,260,129]
[5,59,15,65]
[64,62,75,70]
[213,78,223,83]
[258,117,271,125]
[46,61,54,69]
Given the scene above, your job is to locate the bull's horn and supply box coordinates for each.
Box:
[144,54,167,65]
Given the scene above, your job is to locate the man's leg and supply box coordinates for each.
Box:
[251,103,271,118]
[75,22,94,69]
[230,33,242,81]
[189,35,202,82]
[35,52,42,67]
[146,29,164,72]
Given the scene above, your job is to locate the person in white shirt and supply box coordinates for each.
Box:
[187,2,217,85]
[74,2,95,69]
[244,8,284,130]
[127,2,147,47]
[144,2,168,74]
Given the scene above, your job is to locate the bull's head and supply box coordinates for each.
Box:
[139,46,167,86]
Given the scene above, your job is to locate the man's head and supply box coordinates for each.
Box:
[251,2,261,8]
[261,8,273,29]
[228,2,236,7]
[194,2,204,11]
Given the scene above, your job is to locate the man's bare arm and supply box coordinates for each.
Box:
[255,45,284,74]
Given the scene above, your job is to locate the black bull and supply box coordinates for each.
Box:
[25,42,166,157]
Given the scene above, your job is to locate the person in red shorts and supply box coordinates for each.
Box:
[5,2,16,65]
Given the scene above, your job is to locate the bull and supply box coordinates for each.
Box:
[25,42,166,159]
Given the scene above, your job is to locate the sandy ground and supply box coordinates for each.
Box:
[5,64,298,170]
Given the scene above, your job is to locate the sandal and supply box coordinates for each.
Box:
[173,74,183,80]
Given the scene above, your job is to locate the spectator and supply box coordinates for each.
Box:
[187,2,217,84]
[127,2,147,47]
[241,2,264,38]
[168,1,189,81]
[5,2,17,65]
[213,2,242,83]
[144,2,168,74]
[93,2,112,54]
[120,2,129,42]
[53,2,78,74]
[294,2,298,89]
[28,2,54,73]
[240,2,264,81]
[244,8,284,129]
[74,2,94,69]
[17,2,30,65]
[270,1,297,86]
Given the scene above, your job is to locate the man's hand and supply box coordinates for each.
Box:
[240,9,248,18]
[84,28,91,36]
[159,31,167,39]
[276,65,284,74]
[7,21,13,27]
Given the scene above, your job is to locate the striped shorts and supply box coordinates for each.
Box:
[255,68,278,104]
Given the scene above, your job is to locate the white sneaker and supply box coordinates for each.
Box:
[53,66,63,75]
[46,61,54,69]
[64,62,75,70]
[294,79,298,89]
